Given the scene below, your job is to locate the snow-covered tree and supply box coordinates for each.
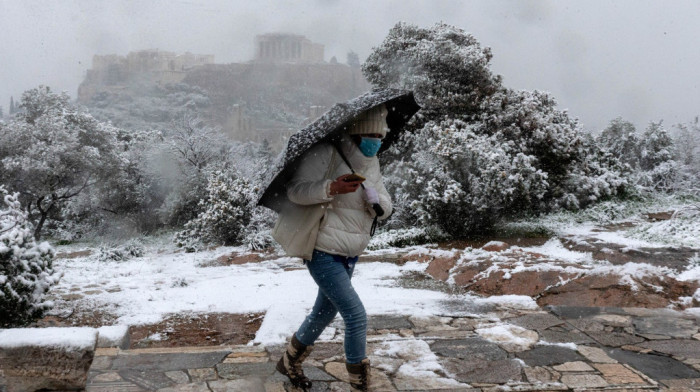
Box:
[674,117,700,194]
[364,22,624,237]
[175,170,255,248]
[0,186,58,327]
[0,86,122,239]
[598,118,641,170]
[156,115,232,226]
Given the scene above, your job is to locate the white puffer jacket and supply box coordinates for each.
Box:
[276,136,392,258]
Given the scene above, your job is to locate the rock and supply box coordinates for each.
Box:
[0,327,97,392]
[97,325,131,349]
[539,274,698,308]
[469,270,578,298]
[523,366,561,383]
[482,241,510,252]
[425,255,458,281]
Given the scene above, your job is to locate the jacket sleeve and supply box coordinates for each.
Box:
[374,177,393,221]
[286,144,335,206]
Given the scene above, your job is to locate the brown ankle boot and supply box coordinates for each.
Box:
[276,333,314,389]
[346,358,371,391]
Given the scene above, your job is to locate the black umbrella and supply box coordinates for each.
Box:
[257,88,420,212]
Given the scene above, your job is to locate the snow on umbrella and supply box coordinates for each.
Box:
[257,88,420,212]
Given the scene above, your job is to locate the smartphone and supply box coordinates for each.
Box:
[344,173,366,182]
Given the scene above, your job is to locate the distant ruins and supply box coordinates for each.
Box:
[78,50,214,101]
[254,33,324,63]
[78,34,370,151]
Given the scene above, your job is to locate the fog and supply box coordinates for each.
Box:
[2,0,699,131]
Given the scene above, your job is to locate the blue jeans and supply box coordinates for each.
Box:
[295,250,367,364]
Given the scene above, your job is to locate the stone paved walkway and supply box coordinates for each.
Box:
[85,306,700,392]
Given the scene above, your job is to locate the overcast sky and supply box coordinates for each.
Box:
[1,0,699,132]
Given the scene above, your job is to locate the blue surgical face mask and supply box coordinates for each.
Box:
[359,137,382,157]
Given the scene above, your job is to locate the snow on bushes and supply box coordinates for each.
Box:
[0,186,59,327]
[364,22,625,237]
[175,170,255,248]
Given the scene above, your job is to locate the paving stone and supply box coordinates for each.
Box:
[539,328,596,345]
[509,313,565,331]
[164,371,189,384]
[441,358,523,384]
[324,362,348,382]
[633,317,699,338]
[576,345,618,364]
[639,339,700,359]
[523,366,561,383]
[91,372,123,382]
[449,317,482,331]
[516,345,585,367]
[90,355,115,371]
[593,314,633,327]
[310,342,344,362]
[85,381,146,391]
[119,369,174,390]
[430,338,507,361]
[303,366,337,381]
[393,372,470,390]
[111,351,230,371]
[566,317,607,333]
[560,373,608,388]
[187,368,216,382]
[592,363,647,384]
[368,315,412,330]
[585,331,646,347]
[216,362,277,379]
[639,333,672,340]
[223,355,268,364]
[417,329,471,339]
[659,378,700,391]
[156,382,211,392]
[263,381,286,392]
[546,306,602,319]
[408,315,453,330]
[209,378,265,392]
[607,348,700,380]
[552,361,594,372]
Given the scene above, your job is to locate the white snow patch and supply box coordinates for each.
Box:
[0,327,97,350]
[519,238,593,263]
[373,339,467,387]
[475,324,538,352]
[474,295,538,310]
[537,341,578,350]
[96,325,129,347]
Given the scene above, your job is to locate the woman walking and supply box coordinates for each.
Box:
[272,104,392,391]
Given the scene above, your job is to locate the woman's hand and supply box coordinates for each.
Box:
[329,174,363,195]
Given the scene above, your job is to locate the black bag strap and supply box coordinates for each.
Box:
[332,141,384,236]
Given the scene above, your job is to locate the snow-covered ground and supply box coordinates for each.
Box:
[47,195,699,346]
[48,242,538,346]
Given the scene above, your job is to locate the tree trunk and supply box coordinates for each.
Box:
[34,211,48,241]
